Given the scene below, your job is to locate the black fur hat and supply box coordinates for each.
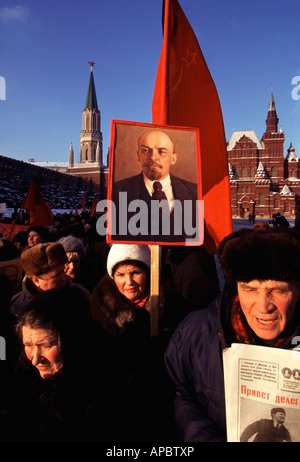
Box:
[218,227,300,285]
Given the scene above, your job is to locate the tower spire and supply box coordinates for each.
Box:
[268,87,276,112]
[85,61,98,110]
[265,87,278,133]
[80,62,103,164]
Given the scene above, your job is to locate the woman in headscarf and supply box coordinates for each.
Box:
[92,244,151,337]
[1,286,117,442]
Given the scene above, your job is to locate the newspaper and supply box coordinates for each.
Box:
[223,343,300,442]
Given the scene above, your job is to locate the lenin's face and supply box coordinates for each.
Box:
[137,130,177,181]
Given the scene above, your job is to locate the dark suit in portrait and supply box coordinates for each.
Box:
[112,172,198,243]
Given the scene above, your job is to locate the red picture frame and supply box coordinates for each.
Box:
[106,120,203,246]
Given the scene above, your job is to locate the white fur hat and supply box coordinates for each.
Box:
[107,244,150,278]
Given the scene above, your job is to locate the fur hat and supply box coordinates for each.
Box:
[21,242,67,277]
[218,228,300,285]
[27,225,50,242]
[271,408,285,417]
[58,235,85,257]
[107,244,150,278]
[252,221,269,230]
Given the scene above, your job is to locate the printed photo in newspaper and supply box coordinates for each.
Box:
[223,343,300,442]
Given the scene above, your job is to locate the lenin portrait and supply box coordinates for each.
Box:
[107,120,203,246]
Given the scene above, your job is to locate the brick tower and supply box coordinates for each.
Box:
[260,89,285,182]
[227,89,299,219]
[80,61,103,164]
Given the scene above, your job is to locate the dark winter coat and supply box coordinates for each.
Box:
[240,418,292,442]
[164,291,300,442]
[0,319,118,442]
[91,274,151,337]
[1,362,107,442]
[164,293,227,442]
[10,275,92,317]
[91,275,177,441]
[161,245,220,323]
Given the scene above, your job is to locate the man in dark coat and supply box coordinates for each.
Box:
[11,242,91,316]
[164,228,300,442]
[272,213,290,227]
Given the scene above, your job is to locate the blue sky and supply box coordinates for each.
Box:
[0,0,300,166]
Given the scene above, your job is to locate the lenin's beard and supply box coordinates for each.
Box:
[143,162,163,181]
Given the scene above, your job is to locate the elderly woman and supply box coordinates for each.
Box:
[27,225,51,248]
[1,286,117,442]
[59,234,100,292]
[91,244,177,442]
[92,244,151,336]
[58,235,85,279]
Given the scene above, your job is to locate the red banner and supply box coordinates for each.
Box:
[0,223,29,240]
[152,0,233,252]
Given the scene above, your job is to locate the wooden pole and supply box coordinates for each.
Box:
[8,202,24,240]
[150,244,161,337]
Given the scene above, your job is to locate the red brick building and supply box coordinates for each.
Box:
[228,91,300,219]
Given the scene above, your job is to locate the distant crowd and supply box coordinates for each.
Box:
[0,209,300,442]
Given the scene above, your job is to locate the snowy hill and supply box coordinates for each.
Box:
[0,155,97,209]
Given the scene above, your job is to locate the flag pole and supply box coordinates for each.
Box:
[150,244,161,337]
[8,199,25,240]
[149,0,170,337]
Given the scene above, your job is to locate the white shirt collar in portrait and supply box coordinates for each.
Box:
[143,174,174,211]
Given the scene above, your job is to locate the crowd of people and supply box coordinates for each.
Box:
[1,209,300,443]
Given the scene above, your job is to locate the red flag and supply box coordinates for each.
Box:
[90,196,98,217]
[0,223,29,240]
[81,193,87,213]
[21,179,54,227]
[152,0,233,253]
